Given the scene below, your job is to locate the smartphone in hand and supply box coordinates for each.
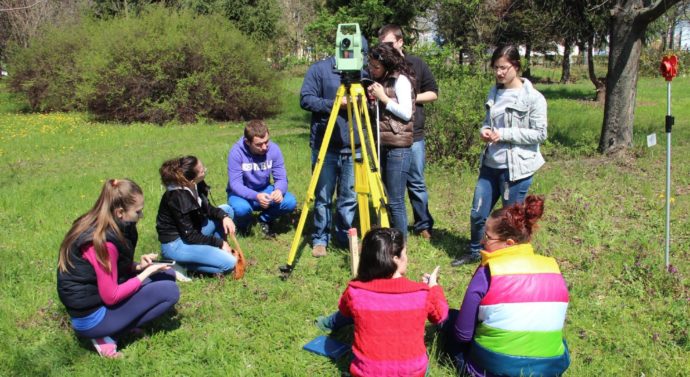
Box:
[152,259,176,266]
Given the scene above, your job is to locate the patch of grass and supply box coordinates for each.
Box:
[0,76,688,376]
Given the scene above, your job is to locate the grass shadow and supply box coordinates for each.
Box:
[75,309,182,355]
[538,84,597,101]
[429,228,470,259]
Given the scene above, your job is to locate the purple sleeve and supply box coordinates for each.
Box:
[270,143,288,194]
[454,266,490,343]
[227,145,259,201]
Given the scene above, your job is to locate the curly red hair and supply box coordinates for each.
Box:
[489,195,545,243]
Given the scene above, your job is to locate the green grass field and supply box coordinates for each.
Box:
[0,73,688,376]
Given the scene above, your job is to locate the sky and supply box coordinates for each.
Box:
[679,21,689,50]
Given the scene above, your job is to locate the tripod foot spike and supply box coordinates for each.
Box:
[279,264,294,280]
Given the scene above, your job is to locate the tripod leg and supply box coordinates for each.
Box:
[350,84,390,230]
[284,85,347,272]
[346,85,373,236]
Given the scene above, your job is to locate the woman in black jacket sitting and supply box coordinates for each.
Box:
[156,155,237,275]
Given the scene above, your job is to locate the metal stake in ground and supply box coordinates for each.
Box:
[659,54,678,271]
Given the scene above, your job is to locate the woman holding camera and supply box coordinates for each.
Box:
[453,45,548,266]
[367,42,416,239]
[57,179,180,358]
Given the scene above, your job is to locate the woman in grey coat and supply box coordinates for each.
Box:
[452,45,548,266]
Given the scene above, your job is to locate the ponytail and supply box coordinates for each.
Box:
[58,179,143,273]
[490,195,545,244]
[160,156,199,187]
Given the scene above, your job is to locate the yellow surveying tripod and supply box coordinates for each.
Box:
[280,77,389,279]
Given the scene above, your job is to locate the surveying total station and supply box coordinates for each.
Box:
[279,23,389,279]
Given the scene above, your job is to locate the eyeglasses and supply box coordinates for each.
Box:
[493,64,513,73]
[370,52,384,62]
[483,232,500,241]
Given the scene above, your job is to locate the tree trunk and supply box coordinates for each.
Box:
[560,38,572,84]
[577,41,586,65]
[599,10,645,153]
[587,36,606,102]
[523,43,532,79]
[598,0,682,154]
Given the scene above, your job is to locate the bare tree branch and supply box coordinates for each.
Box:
[637,0,683,24]
[0,0,46,12]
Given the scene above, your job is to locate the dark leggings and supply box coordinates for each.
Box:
[76,270,180,339]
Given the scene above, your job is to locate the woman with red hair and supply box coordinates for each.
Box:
[444,195,570,376]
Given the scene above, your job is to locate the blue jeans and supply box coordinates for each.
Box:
[311,150,357,247]
[408,140,434,232]
[381,147,411,239]
[469,165,533,255]
[160,216,236,274]
[227,185,297,230]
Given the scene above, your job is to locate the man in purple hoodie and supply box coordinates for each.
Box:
[226,120,297,237]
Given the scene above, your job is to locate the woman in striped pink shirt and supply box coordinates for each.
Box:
[316,227,448,377]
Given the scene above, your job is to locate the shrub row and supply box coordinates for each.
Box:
[8,7,280,123]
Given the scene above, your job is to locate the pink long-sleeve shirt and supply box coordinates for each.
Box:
[82,242,141,306]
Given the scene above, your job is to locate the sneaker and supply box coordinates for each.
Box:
[173,263,192,282]
[419,229,432,241]
[91,337,122,358]
[258,221,276,239]
[450,254,480,267]
[312,244,327,257]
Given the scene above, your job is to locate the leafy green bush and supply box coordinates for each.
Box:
[6,22,90,112]
[413,44,493,166]
[8,7,280,123]
[425,73,492,167]
[639,47,689,78]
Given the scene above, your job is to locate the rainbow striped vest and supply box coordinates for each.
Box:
[469,244,570,376]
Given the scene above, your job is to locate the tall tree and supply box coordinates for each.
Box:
[599,0,683,154]
[434,0,494,64]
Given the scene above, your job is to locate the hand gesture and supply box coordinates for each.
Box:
[137,263,170,282]
[221,241,234,254]
[480,128,500,143]
[269,189,284,204]
[367,82,387,103]
[422,266,440,287]
[138,253,158,270]
[256,192,272,209]
[222,216,236,235]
